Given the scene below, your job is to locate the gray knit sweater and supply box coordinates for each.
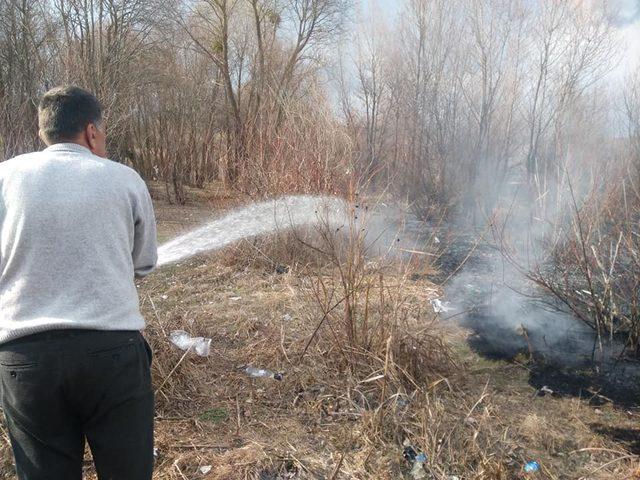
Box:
[0,143,157,343]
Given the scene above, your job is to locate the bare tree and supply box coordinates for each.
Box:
[0,0,53,157]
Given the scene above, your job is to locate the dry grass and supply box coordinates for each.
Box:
[0,185,638,479]
[138,187,639,479]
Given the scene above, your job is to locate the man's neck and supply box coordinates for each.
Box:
[48,137,90,149]
[43,142,91,154]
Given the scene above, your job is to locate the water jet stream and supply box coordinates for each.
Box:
[157,195,348,266]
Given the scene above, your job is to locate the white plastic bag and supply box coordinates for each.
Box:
[169,330,211,357]
[430,298,453,313]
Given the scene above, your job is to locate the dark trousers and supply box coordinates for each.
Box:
[0,329,154,480]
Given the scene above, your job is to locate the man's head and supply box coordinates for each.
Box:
[38,86,107,158]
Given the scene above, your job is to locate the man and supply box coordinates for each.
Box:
[0,86,157,479]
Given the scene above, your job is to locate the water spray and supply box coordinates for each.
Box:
[157,195,349,267]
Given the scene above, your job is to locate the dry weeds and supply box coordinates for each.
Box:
[0,186,637,479]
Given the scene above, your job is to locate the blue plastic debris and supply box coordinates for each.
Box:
[402,441,428,479]
[409,452,428,479]
[402,445,417,463]
[524,461,540,473]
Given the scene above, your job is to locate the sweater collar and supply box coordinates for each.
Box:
[43,143,91,155]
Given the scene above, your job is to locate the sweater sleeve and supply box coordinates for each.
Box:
[132,178,158,278]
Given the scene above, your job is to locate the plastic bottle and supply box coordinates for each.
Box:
[169,330,211,357]
[524,461,540,473]
[244,366,283,381]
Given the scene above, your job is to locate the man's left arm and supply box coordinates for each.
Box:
[132,178,158,278]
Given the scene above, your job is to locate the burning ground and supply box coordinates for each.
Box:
[439,232,640,410]
[0,185,638,479]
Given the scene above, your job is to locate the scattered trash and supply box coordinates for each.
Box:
[524,461,540,473]
[153,447,159,458]
[282,313,293,321]
[403,442,427,479]
[229,296,242,301]
[430,298,453,313]
[199,465,212,474]
[161,294,168,300]
[275,264,289,274]
[537,385,554,396]
[464,416,478,425]
[409,452,428,479]
[402,445,417,463]
[243,366,283,381]
[169,330,212,357]
[448,476,460,480]
[434,236,440,244]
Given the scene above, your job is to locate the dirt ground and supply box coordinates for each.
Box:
[0,184,638,479]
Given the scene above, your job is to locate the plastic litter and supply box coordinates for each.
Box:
[537,385,554,396]
[403,442,427,479]
[275,264,289,274]
[524,461,540,473]
[282,313,293,322]
[430,298,453,313]
[409,452,428,479]
[243,366,283,381]
[199,465,212,474]
[402,445,417,463]
[169,330,212,357]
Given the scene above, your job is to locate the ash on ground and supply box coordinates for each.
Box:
[436,231,640,409]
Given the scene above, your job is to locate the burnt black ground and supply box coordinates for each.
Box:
[433,230,640,409]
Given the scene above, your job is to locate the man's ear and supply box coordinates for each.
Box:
[86,123,98,151]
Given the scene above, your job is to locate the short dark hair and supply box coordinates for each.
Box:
[38,86,102,144]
